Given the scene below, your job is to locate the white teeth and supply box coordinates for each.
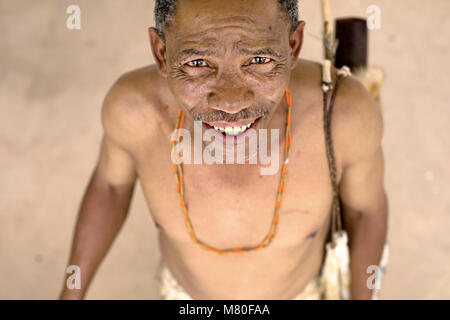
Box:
[210,120,257,135]
[212,122,254,135]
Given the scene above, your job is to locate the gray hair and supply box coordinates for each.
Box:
[154,0,299,41]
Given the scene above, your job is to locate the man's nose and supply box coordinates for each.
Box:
[207,87,254,114]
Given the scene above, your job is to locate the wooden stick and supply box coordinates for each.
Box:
[320,0,336,62]
[321,0,333,36]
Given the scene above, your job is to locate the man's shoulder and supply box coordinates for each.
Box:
[101,65,165,147]
[290,60,383,164]
[291,59,322,94]
[290,59,383,134]
[332,72,384,167]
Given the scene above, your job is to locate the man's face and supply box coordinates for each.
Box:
[157,0,302,137]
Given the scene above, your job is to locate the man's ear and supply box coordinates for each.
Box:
[148,27,168,78]
[289,21,306,70]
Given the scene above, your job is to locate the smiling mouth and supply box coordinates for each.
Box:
[204,117,261,136]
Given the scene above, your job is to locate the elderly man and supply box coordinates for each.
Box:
[60,0,388,300]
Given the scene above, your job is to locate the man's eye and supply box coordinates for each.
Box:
[185,57,273,68]
[186,59,207,68]
[250,57,272,64]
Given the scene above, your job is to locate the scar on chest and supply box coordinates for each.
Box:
[306,230,318,239]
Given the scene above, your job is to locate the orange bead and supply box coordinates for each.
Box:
[286,89,292,106]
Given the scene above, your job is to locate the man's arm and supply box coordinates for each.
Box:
[59,79,139,299]
[337,78,388,300]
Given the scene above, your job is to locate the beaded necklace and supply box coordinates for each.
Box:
[171,88,292,254]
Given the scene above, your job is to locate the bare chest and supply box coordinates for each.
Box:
[133,108,343,251]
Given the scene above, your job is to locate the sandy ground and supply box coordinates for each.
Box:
[0,0,449,299]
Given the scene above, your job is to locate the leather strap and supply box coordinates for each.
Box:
[321,64,351,243]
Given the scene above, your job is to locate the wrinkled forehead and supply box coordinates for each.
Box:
[165,0,289,44]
